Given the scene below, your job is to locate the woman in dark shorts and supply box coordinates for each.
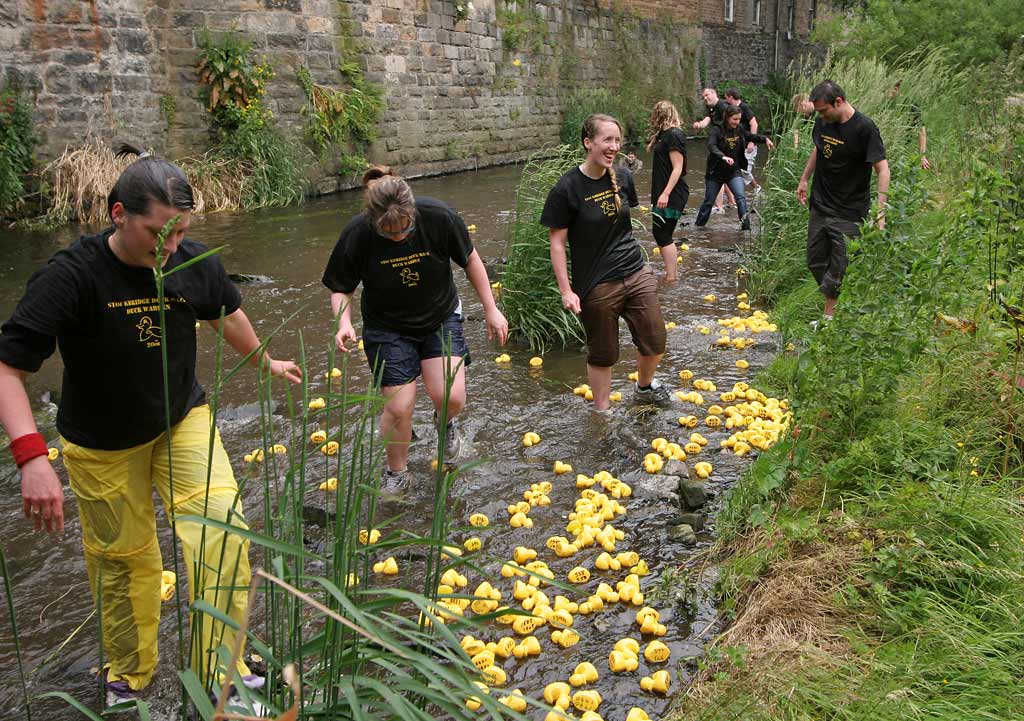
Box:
[646,100,689,281]
[541,114,670,411]
[322,166,508,490]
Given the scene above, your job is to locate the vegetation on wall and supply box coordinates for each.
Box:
[497,4,548,54]
[296,65,384,178]
[195,30,306,209]
[0,83,38,219]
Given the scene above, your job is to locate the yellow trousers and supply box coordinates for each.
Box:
[62,405,252,690]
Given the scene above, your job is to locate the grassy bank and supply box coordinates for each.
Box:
[674,52,1024,720]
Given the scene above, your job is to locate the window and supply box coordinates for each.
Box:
[787,1,795,34]
[809,0,818,29]
[753,0,761,26]
[725,0,734,22]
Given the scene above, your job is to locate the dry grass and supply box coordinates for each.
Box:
[40,139,247,225]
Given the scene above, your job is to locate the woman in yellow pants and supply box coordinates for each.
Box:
[0,144,301,709]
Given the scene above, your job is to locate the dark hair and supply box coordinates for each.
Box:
[107,143,195,220]
[361,165,416,234]
[723,106,742,119]
[725,88,742,100]
[810,80,845,105]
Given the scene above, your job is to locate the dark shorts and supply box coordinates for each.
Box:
[363,310,470,388]
[807,208,862,298]
[580,269,666,367]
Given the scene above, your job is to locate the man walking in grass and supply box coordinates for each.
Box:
[796,79,889,325]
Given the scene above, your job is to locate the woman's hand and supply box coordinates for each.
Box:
[765,138,775,150]
[656,192,670,209]
[267,358,303,384]
[335,321,357,352]
[561,290,581,315]
[21,456,64,533]
[723,157,735,166]
[485,307,510,345]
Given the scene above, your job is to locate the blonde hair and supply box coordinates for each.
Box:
[362,165,416,234]
[645,100,682,152]
[581,114,624,212]
[791,93,809,113]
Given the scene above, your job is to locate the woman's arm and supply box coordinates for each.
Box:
[707,128,725,158]
[463,249,509,344]
[0,361,64,532]
[330,291,358,352]
[549,228,580,314]
[210,308,302,383]
[657,150,685,209]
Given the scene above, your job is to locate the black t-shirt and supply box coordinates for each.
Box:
[322,196,474,335]
[810,110,886,221]
[540,166,642,301]
[737,101,755,133]
[707,125,769,182]
[705,99,730,127]
[0,229,241,450]
[649,127,690,211]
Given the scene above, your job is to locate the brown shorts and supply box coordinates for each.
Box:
[580,269,666,367]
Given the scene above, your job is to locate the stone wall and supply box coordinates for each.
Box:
[0,0,822,193]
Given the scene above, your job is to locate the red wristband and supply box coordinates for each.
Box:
[10,433,48,468]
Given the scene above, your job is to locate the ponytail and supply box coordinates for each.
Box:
[607,164,622,212]
[362,165,416,234]
[106,142,194,220]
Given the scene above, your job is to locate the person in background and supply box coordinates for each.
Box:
[645,100,689,281]
[323,166,508,492]
[541,114,670,410]
[796,79,889,325]
[620,151,644,174]
[791,93,815,148]
[889,80,931,170]
[695,106,774,231]
[725,88,764,194]
[0,144,301,711]
[692,87,736,214]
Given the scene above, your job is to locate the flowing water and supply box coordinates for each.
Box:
[0,145,778,719]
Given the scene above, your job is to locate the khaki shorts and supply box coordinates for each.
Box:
[580,269,666,367]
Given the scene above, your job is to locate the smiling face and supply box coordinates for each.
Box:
[702,88,718,106]
[583,120,622,169]
[725,112,742,129]
[109,201,191,268]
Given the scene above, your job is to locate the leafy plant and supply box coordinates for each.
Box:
[0,82,38,218]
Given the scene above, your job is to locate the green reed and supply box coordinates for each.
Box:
[501,145,586,352]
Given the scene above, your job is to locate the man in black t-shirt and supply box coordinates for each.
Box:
[796,80,890,323]
[692,87,730,131]
[725,88,763,193]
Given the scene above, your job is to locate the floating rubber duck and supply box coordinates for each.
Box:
[358,528,380,544]
[482,665,507,686]
[467,223,478,233]
[567,566,590,583]
[737,301,751,311]
[160,570,176,601]
[694,461,713,478]
[495,353,512,363]
[330,367,342,379]
[616,551,640,567]
[514,546,538,564]
[678,369,694,381]
[47,447,59,461]
[243,448,264,464]
[626,709,650,721]
[357,339,364,350]
[372,557,399,575]
[737,292,748,301]
[522,431,542,447]
[736,359,750,369]
[318,477,338,491]
[705,416,722,428]
[642,453,663,474]
[628,371,639,381]
[640,669,671,694]
[678,415,699,428]
[308,397,326,410]
[553,460,573,474]
[609,391,622,402]
[609,648,639,673]
[500,690,527,712]
[464,537,482,551]
[569,661,599,687]
[630,559,651,576]
[703,294,716,302]
[707,405,724,415]
[573,384,591,396]
[696,325,710,334]
[529,356,544,368]
[665,321,676,330]
[509,511,533,528]
[271,444,287,454]
[469,512,489,527]
[310,430,327,444]
[545,681,573,709]
[644,640,671,663]
[652,245,661,254]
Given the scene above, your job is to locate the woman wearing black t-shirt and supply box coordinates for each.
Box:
[695,106,775,230]
[323,167,508,490]
[645,100,689,282]
[541,114,669,410]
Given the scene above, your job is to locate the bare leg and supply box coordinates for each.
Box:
[636,353,663,388]
[824,296,837,318]
[587,364,613,410]
[661,243,678,282]
[380,381,417,471]
[420,356,467,420]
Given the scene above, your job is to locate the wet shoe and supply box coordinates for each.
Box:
[711,206,725,215]
[634,379,671,406]
[105,677,139,709]
[434,414,464,461]
[381,468,410,493]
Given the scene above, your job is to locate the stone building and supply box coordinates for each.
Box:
[0,0,823,191]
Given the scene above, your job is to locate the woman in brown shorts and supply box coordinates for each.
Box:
[541,113,670,411]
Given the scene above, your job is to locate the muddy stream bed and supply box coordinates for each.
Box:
[0,146,780,720]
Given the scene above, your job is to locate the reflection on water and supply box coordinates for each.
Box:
[0,144,776,718]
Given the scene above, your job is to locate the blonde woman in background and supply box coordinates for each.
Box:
[645,100,689,281]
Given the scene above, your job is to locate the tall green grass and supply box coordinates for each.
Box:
[675,50,1024,721]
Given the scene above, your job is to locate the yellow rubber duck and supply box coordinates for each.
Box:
[495,353,512,363]
[464,537,482,551]
[705,416,722,429]
[678,414,699,428]
[679,369,694,381]
[321,441,339,455]
[329,367,343,379]
[318,476,338,491]
[553,460,573,474]
[529,356,544,368]
[160,570,176,601]
[469,512,489,527]
[652,245,661,254]
[694,461,713,478]
[626,708,650,721]
[545,681,572,708]
[696,325,710,334]
[514,546,538,564]
[609,649,639,673]
[500,690,527,712]
[736,359,750,369]
[616,551,640,567]
[357,339,364,350]
[628,371,639,381]
[644,640,671,663]
[703,294,716,302]
[639,669,671,694]
[491,280,502,290]
[372,557,399,575]
[569,661,599,687]
[47,447,59,461]
[609,391,622,402]
[308,397,326,410]
[567,566,590,583]
[310,430,327,444]
[482,665,507,686]
[271,444,287,454]
[467,224,478,233]
[665,321,676,329]
[631,560,650,576]
[510,512,533,528]
[551,628,580,648]
[643,453,664,474]
[573,383,591,396]
[513,636,542,659]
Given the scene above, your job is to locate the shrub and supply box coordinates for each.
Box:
[0,83,38,218]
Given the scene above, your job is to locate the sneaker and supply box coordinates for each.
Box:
[381,468,410,493]
[809,315,833,330]
[711,206,725,215]
[105,677,139,709]
[753,185,763,195]
[434,414,464,461]
[634,379,671,406]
